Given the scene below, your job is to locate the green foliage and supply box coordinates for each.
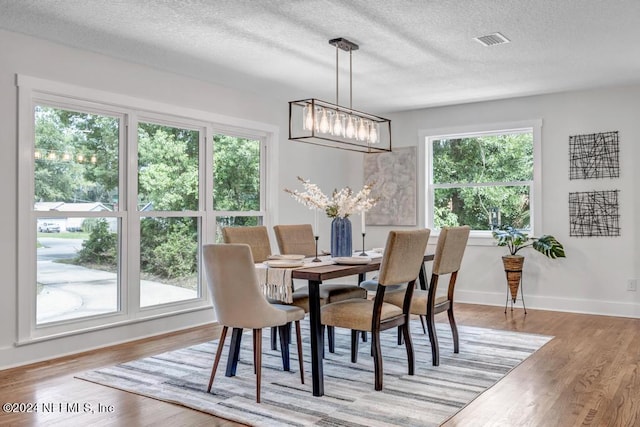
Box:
[34,106,119,205]
[213,134,260,211]
[76,219,117,265]
[432,133,533,230]
[492,225,566,258]
[137,124,199,211]
[35,108,262,280]
[140,218,197,278]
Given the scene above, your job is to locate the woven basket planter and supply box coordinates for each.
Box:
[502,255,524,302]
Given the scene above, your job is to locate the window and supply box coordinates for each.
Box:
[34,105,123,324]
[425,122,541,235]
[18,76,273,341]
[212,133,265,242]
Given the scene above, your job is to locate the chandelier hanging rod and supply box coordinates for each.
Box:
[329,38,359,109]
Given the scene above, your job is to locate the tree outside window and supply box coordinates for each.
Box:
[430,130,534,231]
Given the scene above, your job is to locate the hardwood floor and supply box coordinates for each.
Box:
[1,304,638,426]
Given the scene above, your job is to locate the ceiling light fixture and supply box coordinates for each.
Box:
[288,38,391,153]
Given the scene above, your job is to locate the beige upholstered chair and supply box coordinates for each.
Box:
[273,223,317,257]
[221,226,272,263]
[203,243,305,403]
[320,229,431,391]
[222,225,311,350]
[273,224,368,352]
[385,225,470,366]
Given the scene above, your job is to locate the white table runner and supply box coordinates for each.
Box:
[255,252,382,303]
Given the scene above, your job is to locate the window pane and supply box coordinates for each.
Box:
[138,123,199,211]
[37,218,119,324]
[433,186,531,230]
[140,217,198,307]
[34,106,119,207]
[215,216,263,243]
[213,135,260,211]
[432,133,533,184]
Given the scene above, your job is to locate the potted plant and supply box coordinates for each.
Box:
[492,225,565,302]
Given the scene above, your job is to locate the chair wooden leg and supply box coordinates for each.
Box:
[350,329,360,363]
[402,322,415,376]
[426,310,440,366]
[278,324,291,371]
[270,326,278,351]
[419,315,427,334]
[208,326,228,393]
[225,327,243,377]
[295,320,305,384]
[397,325,404,345]
[254,328,262,403]
[448,306,459,353]
[372,330,383,391]
[328,326,335,353]
[361,331,367,342]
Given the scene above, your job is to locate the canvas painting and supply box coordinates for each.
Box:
[363,146,417,226]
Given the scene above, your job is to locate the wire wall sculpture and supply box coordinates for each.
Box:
[569,190,620,237]
[569,131,619,180]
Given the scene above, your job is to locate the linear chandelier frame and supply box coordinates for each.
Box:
[288,37,392,153]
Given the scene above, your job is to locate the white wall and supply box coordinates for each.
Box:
[0,29,349,368]
[357,86,640,317]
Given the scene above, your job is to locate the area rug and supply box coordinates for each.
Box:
[76,321,552,426]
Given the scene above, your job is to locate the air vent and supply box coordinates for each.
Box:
[474,32,510,47]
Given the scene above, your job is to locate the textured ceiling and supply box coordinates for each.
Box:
[1,0,639,113]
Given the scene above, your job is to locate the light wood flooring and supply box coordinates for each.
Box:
[1,304,639,426]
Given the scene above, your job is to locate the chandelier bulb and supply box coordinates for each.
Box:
[345,115,355,139]
[303,104,314,131]
[332,112,343,136]
[357,119,367,141]
[369,122,379,144]
[319,108,330,133]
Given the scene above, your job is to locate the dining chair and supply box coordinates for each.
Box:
[320,229,430,391]
[222,225,311,351]
[273,224,368,353]
[202,243,305,403]
[385,225,470,366]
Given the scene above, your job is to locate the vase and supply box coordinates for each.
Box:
[330,217,352,257]
[502,255,525,302]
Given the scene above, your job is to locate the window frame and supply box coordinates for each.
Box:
[420,120,542,243]
[17,75,278,343]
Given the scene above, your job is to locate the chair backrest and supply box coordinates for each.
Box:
[377,229,431,287]
[273,224,316,257]
[202,243,287,329]
[222,226,272,263]
[431,226,470,275]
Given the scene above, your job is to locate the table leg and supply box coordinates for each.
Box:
[225,327,243,377]
[418,263,428,290]
[308,279,324,396]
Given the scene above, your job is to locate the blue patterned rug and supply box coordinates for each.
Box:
[76,320,552,426]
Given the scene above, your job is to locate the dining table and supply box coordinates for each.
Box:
[292,253,435,397]
[223,252,434,397]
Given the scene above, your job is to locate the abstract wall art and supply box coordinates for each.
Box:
[363,146,417,226]
[569,131,619,180]
[568,190,620,237]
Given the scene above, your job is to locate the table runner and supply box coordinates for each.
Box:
[255,252,382,303]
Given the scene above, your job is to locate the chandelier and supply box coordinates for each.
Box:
[288,38,391,153]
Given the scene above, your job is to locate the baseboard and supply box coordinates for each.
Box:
[455,289,640,318]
